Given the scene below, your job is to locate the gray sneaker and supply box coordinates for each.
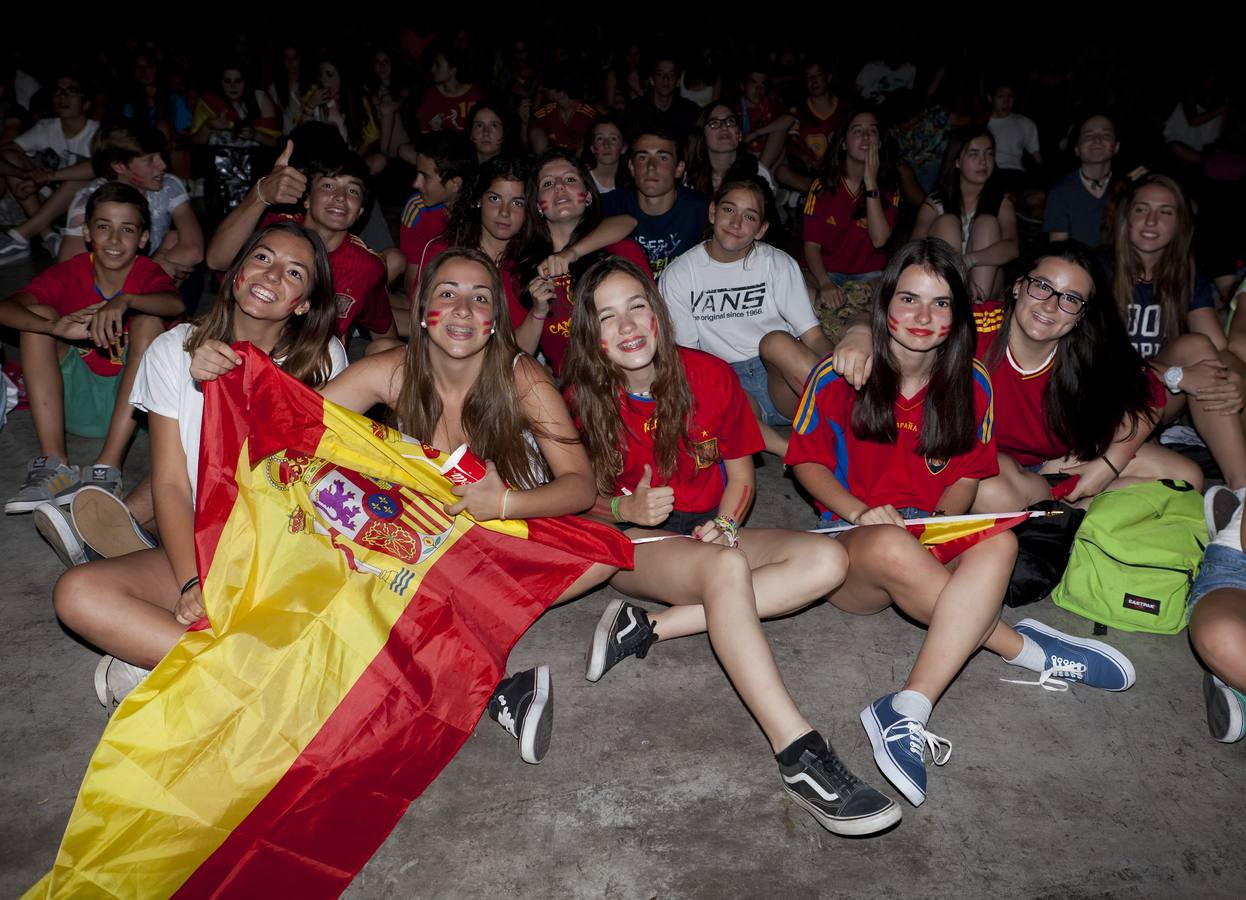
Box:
[5,456,81,514]
[33,502,89,567]
[94,655,151,713]
[81,464,123,496]
[0,228,30,265]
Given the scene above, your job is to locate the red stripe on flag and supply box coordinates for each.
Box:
[409,490,454,529]
[911,512,1030,564]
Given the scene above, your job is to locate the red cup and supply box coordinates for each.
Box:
[438,444,487,485]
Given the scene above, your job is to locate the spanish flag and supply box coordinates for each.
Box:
[814,511,1036,563]
[28,345,633,898]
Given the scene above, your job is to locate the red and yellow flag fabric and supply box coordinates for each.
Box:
[28,345,633,899]
[815,511,1032,563]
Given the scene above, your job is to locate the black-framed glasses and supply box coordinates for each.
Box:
[1022,276,1086,315]
[706,116,739,130]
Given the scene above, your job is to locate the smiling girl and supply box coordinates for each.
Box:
[563,256,901,839]
[786,239,1135,808]
[53,221,346,707]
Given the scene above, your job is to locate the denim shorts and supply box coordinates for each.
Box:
[827,271,883,286]
[819,506,930,526]
[1188,544,1246,619]
[729,356,790,427]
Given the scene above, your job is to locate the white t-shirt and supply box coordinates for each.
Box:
[855,60,916,102]
[14,118,100,169]
[64,175,189,251]
[988,114,1040,171]
[130,323,348,499]
[659,241,820,364]
[1163,103,1224,152]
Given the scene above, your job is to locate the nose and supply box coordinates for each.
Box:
[914,302,933,325]
[414,173,426,190]
[1145,207,1158,225]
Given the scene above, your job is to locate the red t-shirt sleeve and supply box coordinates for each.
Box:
[23,259,82,316]
[801,186,832,247]
[783,357,846,470]
[125,256,178,295]
[353,267,394,335]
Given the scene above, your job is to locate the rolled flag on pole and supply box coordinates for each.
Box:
[812,510,1049,563]
[26,345,633,899]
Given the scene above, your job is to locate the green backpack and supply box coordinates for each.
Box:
[1052,480,1207,634]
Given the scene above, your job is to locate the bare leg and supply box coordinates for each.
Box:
[95,314,163,468]
[19,305,70,461]
[759,329,823,420]
[609,535,813,751]
[1158,333,1246,489]
[1190,588,1246,692]
[53,547,183,668]
[928,214,965,264]
[973,452,1047,512]
[122,474,157,534]
[14,179,88,240]
[967,214,1002,301]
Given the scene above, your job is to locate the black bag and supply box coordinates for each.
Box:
[1004,500,1086,608]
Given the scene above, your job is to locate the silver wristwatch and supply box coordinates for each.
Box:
[1163,366,1184,394]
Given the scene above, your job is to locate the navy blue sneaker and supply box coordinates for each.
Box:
[860,694,952,807]
[1013,619,1136,691]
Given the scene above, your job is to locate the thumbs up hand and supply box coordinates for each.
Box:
[256,140,307,206]
[617,464,676,527]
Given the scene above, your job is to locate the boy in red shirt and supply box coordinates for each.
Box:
[398,131,474,298]
[1,183,182,511]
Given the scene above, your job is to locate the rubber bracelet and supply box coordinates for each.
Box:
[713,514,738,538]
[500,488,512,520]
[610,495,624,522]
[530,311,550,321]
[180,575,200,595]
[1102,456,1122,478]
[255,176,273,206]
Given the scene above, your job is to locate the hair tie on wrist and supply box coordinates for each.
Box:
[180,575,201,595]
[500,487,512,520]
[1102,456,1122,478]
[610,495,624,522]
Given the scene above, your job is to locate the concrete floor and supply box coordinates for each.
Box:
[1,254,1244,899]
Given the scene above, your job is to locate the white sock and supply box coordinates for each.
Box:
[1005,634,1047,673]
[891,690,932,726]
[7,228,28,247]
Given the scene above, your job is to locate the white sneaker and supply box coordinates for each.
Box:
[94,655,151,713]
[32,502,88,567]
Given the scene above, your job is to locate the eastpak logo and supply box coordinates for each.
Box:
[1123,594,1160,616]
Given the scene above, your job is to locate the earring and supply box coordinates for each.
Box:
[489,326,496,335]
[420,319,428,328]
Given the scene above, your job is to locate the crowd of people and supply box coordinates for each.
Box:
[1,29,1244,843]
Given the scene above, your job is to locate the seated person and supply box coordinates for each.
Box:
[622,55,702,145]
[530,65,597,154]
[660,179,830,455]
[984,79,1042,198]
[1043,113,1121,249]
[187,63,281,147]
[413,43,484,134]
[0,183,182,511]
[206,142,398,353]
[59,126,204,287]
[398,131,475,297]
[736,65,796,171]
[1191,486,1246,744]
[601,124,708,276]
[0,70,99,263]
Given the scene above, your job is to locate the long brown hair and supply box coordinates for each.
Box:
[1111,174,1194,346]
[394,247,551,489]
[184,221,336,386]
[562,257,694,497]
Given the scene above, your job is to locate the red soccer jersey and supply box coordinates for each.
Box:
[789,96,844,169]
[801,179,898,276]
[540,240,652,376]
[534,102,597,151]
[416,84,485,133]
[24,253,176,377]
[785,355,999,515]
[423,237,526,331]
[974,301,1167,467]
[399,193,449,274]
[606,347,764,514]
[262,213,391,339]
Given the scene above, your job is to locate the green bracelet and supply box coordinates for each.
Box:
[610,495,624,522]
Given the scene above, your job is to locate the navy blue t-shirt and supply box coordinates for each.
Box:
[603,186,709,276]
[1127,277,1216,360]
[1043,170,1108,247]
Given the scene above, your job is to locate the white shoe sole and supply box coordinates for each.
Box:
[519,665,552,764]
[1014,618,1136,690]
[782,779,903,836]
[33,503,87,567]
[1205,672,1246,743]
[94,655,114,708]
[585,598,625,682]
[860,704,927,807]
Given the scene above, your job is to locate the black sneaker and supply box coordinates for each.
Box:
[486,665,552,764]
[777,733,901,837]
[585,598,657,683]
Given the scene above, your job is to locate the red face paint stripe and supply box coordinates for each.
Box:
[425,311,441,325]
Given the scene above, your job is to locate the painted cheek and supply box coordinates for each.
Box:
[575,192,587,203]
[285,293,303,311]
[887,314,900,333]
[234,273,246,294]
[650,317,659,337]
[480,319,493,332]
[936,325,951,337]
[599,339,609,354]
[425,310,442,326]
[538,200,549,213]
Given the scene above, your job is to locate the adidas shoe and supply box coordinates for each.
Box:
[1204,672,1246,743]
[1013,619,1136,691]
[5,456,81,513]
[486,665,552,764]
[585,598,657,683]
[860,694,952,807]
[32,502,88,567]
[81,464,123,497]
[72,486,158,558]
[94,655,150,713]
[777,731,901,836]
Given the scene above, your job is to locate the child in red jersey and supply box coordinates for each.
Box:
[563,256,901,840]
[786,239,1135,809]
[397,131,475,297]
[206,142,398,353]
[1,183,182,513]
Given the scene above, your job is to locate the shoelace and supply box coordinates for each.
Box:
[494,696,518,737]
[999,661,1085,693]
[881,717,953,767]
